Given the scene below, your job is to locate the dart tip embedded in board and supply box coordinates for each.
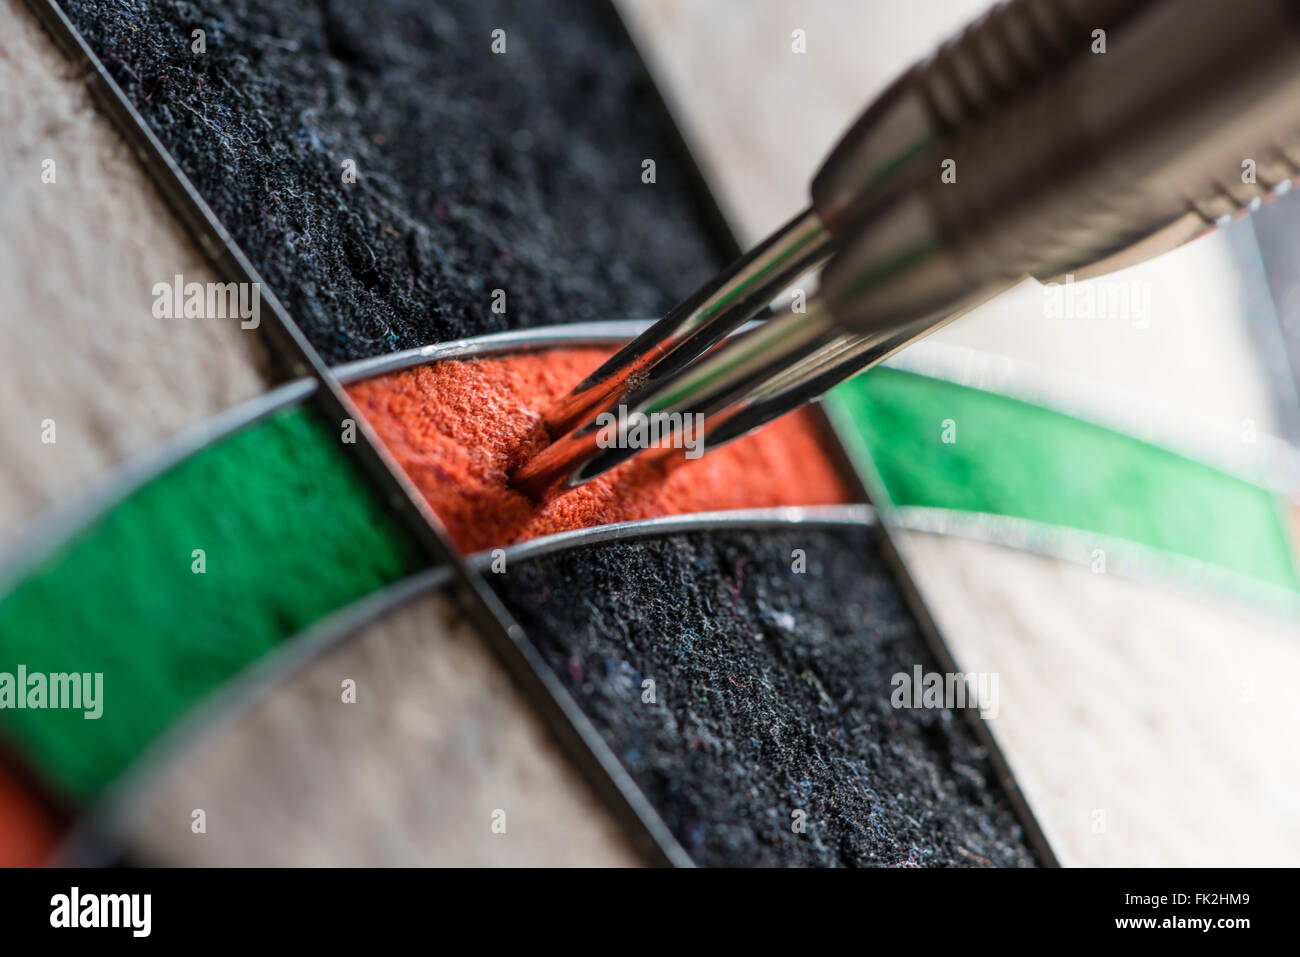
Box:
[507,437,575,504]
[510,396,696,504]
[507,409,591,504]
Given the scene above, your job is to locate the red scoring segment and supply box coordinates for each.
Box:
[347,348,856,553]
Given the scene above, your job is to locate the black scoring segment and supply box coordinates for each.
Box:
[495,525,1039,867]
[61,0,728,363]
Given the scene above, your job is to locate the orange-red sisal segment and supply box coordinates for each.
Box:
[347,348,856,553]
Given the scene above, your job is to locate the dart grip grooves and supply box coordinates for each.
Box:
[818,0,1300,333]
[914,0,1100,130]
[929,0,1300,282]
[811,0,1142,229]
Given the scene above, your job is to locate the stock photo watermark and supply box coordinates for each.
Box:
[0,665,103,719]
[152,274,261,329]
[1042,272,1152,328]
[50,888,150,938]
[891,665,999,719]
[594,406,706,459]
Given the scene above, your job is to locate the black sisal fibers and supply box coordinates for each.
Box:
[496,527,1039,867]
[59,0,727,364]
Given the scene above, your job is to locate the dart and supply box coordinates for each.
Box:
[521,0,1300,497]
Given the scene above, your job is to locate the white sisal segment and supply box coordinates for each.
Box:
[0,2,268,546]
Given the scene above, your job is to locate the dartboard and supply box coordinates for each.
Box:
[3,0,1299,888]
